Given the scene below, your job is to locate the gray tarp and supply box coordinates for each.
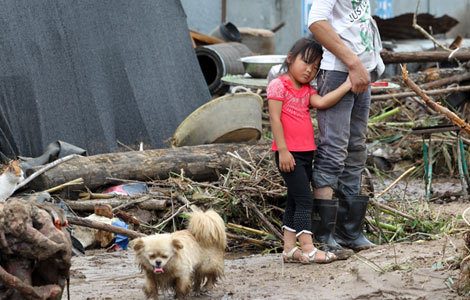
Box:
[0,0,210,158]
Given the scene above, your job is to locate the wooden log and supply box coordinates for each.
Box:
[65,198,167,211]
[381,50,470,64]
[27,141,271,191]
[68,216,145,239]
[371,85,470,101]
[420,72,470,90]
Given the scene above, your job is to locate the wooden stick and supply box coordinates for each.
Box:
[369,200,416,221]
[68,216,145,239]
[226,232,281,248]
[65,198,167,211]
[78,192,115,200]
[153,204,190,229]
[371,85,470,101]
[227,222,271,236]
[375,166,417,199]
[44,178,84,193]
[420,72,470,90]
[241,195,283,241]
[15,154,79,191]
[112,195,153,212]
[412,0,451,52]
[402,65,470,135]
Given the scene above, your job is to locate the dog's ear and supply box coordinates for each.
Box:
[130,238,144,251]
[172,238,184,250]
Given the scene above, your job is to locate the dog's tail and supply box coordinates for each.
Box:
[188,209,226,250]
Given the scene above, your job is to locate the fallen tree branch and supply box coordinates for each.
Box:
[153,202,193,229]
[371,85,470,101]
[44,177,84,194]
[112,195,153,212]
[401,65,470,135]
[227,222,271,236]
[375,166,417,199]
[412,0,450,52]
[65,198,167,211]
[241,195,283,241]
[420,72,470,90]
[226,232,281,248]
[68,216,145,239]
[370,200,416,221]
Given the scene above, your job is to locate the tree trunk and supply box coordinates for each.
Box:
[27,141,271,191]
[381,50,470,64]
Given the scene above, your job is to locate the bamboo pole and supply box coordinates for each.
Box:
[369,107,400,123]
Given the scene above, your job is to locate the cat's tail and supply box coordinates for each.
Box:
[188,208,226,250]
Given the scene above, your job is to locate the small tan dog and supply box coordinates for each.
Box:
[131,209,226,299]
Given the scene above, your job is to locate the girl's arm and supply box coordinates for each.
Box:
[268,99,295,173]
[310,76,352,109]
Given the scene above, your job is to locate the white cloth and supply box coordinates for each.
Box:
[308,0,384,76]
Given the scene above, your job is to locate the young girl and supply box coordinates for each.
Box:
[268,38,351,263]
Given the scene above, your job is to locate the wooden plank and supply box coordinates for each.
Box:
[189,29,225,47]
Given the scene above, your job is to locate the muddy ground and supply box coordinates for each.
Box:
[62,178,470,300]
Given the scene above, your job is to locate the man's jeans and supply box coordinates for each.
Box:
[312,70,374,196]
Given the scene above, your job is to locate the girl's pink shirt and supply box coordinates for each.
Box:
[267,75,317,152]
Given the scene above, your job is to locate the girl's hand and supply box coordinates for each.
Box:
[279,150,295,173]
[344,75,352,90]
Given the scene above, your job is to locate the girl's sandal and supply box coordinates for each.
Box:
[300,247,337,264]
[282,246,301,263]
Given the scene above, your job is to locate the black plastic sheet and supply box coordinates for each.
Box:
[0,0,210,158]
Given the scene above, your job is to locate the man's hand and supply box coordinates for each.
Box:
[349,60,370,93]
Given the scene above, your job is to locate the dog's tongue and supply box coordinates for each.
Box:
[154,266,164,273]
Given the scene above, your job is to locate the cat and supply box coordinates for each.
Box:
[0,160,24,202]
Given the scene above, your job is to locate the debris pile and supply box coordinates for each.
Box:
[0,199,71,300]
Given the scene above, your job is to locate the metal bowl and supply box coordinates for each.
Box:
[240,55,286,78]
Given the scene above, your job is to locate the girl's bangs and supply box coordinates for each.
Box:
[301,47,317,64]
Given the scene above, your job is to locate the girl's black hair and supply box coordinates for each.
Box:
[280,38,323,73]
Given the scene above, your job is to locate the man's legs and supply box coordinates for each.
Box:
[312,70,353,254]
[312,70,375,252]
[334,76,376,250]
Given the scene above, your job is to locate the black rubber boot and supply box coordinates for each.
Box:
[312,199,353,260]
[335,194,376,251]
